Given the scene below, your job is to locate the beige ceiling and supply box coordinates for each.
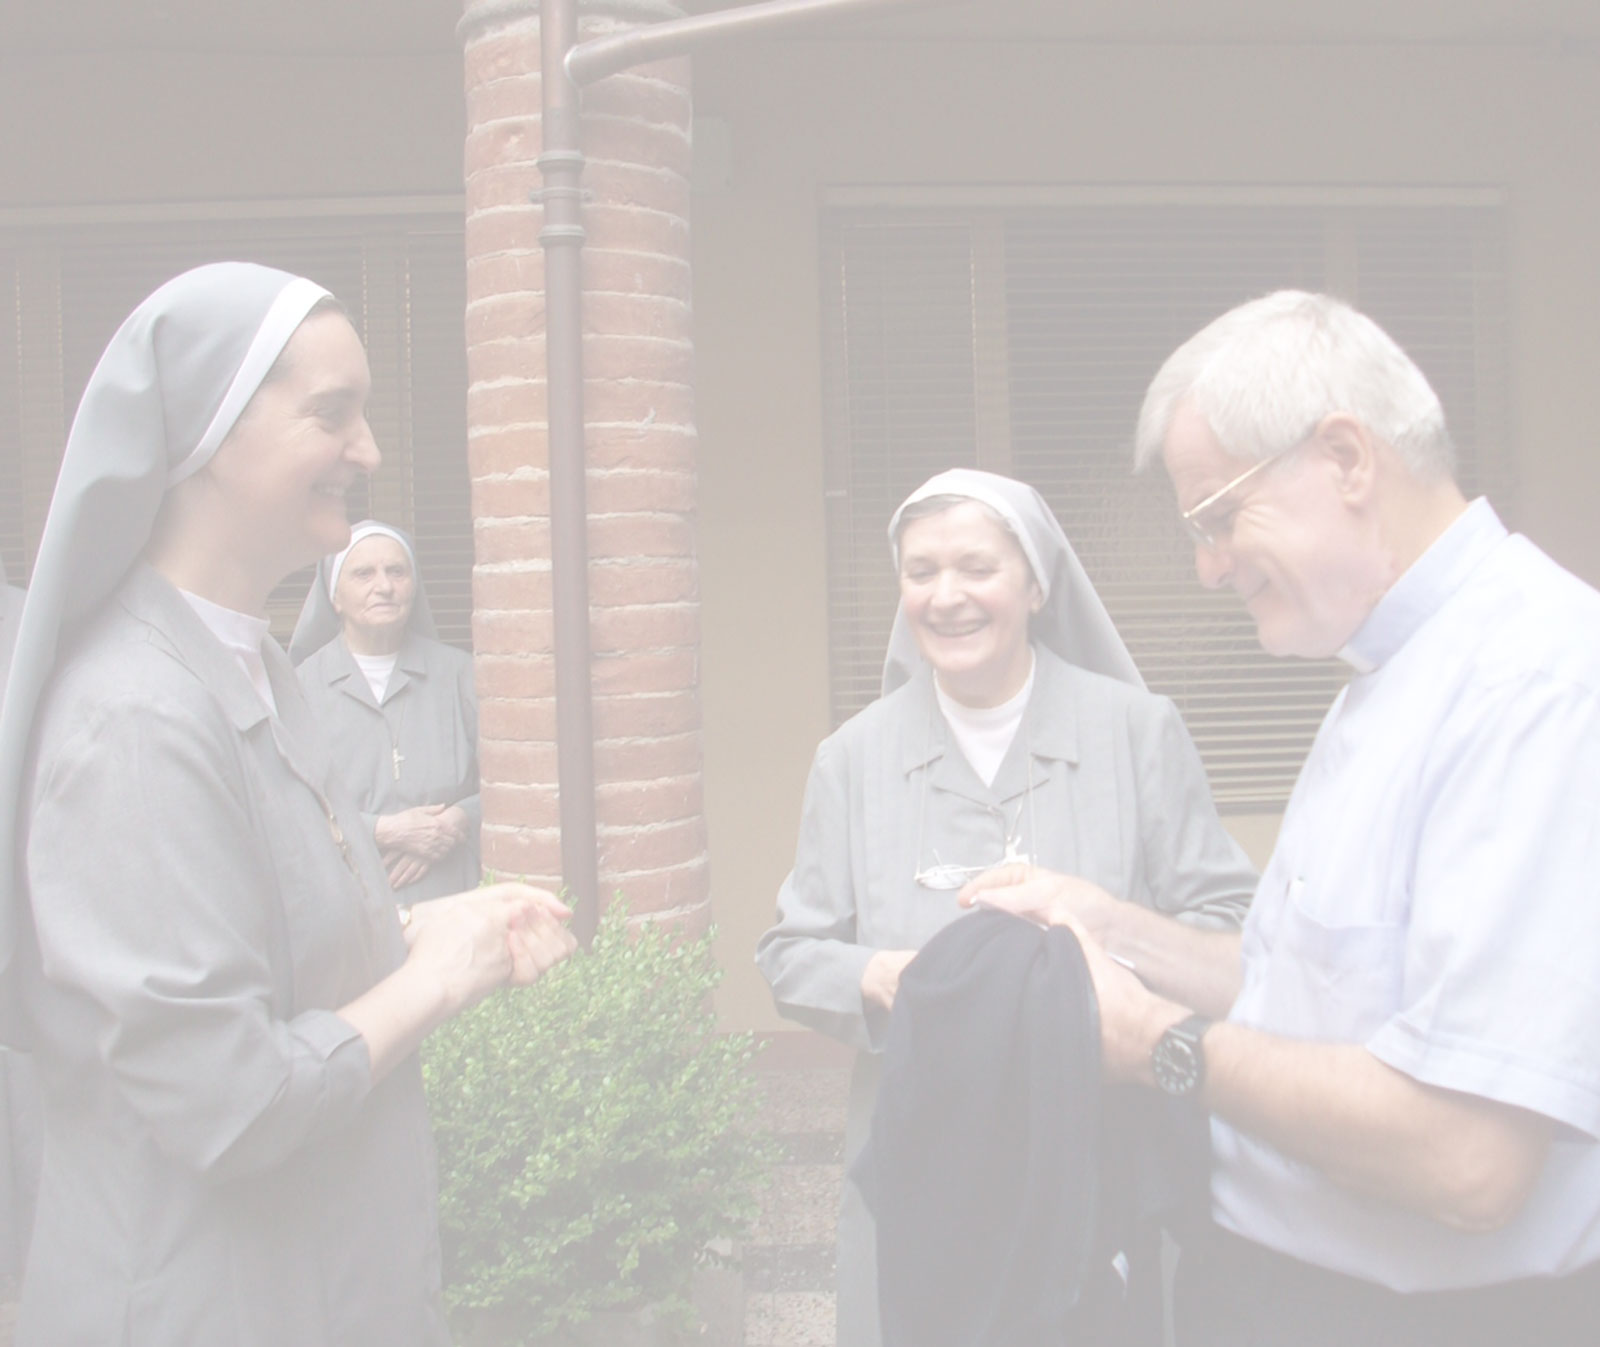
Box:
[693,0,1600,45]
[4,0,1596,55]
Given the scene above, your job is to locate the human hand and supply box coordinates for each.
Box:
[405,883,576,1015]
[861,948,918,1013]
[385,851,432,891]
[374,805,465,862]
[431,804,470,845]
[1035,905,1188,1084]
[959,864,1118,940]
[503,887,578,986]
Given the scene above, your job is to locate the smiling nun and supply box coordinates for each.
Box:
[0,262,574,1345]
[755,467,1257,1347]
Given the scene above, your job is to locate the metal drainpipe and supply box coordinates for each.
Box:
[536,0,947,941]
[566,0,943,86]
[537,0,600,940]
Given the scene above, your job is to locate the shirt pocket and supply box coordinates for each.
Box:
[1268,879,1407,1044]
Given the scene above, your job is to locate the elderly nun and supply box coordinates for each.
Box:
[290,522,480,903]
[0,262,574,1345]
[755,467,1257,1347]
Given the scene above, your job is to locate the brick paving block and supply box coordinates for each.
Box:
[753,1069,850,1136]
[749,1164,841,1249]
[743,1243,835,1295]
[744,1292,836,1347]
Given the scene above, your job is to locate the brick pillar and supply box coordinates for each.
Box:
[460,0,709,929]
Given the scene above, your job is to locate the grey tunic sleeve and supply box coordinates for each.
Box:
[1131,694,1256,928]
[26,692,373,1181]
[754,738,881,1052]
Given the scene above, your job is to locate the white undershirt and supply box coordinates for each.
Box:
[179,588,277,715]
[933,649,1035,788]
[350,650,398,703]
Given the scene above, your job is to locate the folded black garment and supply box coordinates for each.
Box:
[852,907,1206,1347]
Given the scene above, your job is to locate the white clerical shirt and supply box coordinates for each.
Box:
[1212,498,1600,1290]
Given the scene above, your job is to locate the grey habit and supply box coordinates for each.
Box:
[755,469,1256,1347]
[0,264,449,1345]
[290,526,482,903]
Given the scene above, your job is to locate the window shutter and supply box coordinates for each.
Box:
[821,199,1508,811]
[1348,207,1512,504]
[398,230,473,650]
[0,208,472,651]
[1,245,67,587]
[820,221,980,716]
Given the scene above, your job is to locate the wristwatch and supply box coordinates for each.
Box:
[1152,1013,1211,1097]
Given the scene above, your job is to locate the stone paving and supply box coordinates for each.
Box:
[0,1062,855,1347]
[742,1063,852,1347]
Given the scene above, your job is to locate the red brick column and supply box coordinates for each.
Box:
[459,0,708,929]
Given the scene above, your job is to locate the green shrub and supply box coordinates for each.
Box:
[423,902,775,1344]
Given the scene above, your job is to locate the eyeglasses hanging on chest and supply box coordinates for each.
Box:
[912,747,1039,890]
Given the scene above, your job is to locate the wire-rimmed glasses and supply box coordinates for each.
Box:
[1178,434,1314,549]
[914,828,1032,890]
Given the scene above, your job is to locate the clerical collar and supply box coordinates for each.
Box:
[1338,496,1505,674]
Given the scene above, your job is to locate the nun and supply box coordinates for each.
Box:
[755,468,1257,1347]
[0,262,575,1345]
[290,522,480,903]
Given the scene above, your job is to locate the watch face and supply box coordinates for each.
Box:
[1153,1033,1202,1095]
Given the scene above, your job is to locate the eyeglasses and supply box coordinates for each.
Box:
[914,832,1033,890]
[912,772,1037,890]
[1178,439,1306,549]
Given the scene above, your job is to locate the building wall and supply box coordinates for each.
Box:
[4,28,1597,1032]
[692,36,1600,1030]
[0,49,463,208]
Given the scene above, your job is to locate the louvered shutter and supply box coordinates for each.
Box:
[820,221,981,715]
[821,199,1508,811]
[0,207,472,650]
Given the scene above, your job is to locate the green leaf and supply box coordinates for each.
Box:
[424,899,778,1338]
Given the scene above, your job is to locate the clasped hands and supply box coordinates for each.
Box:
[377,803,471,889]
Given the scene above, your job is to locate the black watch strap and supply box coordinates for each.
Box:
[1152,1012,1212,1097]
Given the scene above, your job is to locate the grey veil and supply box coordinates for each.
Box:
[0,262,330,996]
[287,521,440,665]
[882,468,1144,695]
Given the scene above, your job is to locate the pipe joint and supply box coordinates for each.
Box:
[531,183,586,204]
[536,149,586,174]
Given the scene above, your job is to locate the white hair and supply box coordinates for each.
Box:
[1133,290,1455,478]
